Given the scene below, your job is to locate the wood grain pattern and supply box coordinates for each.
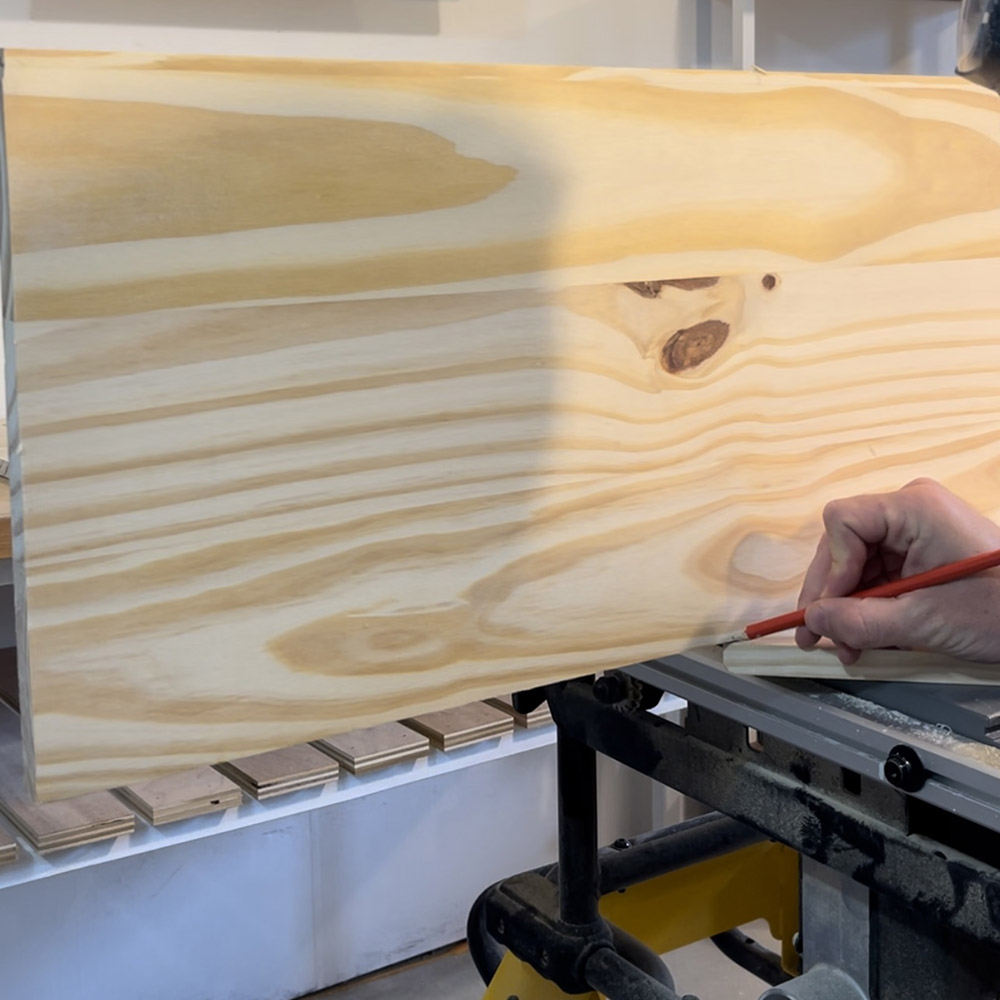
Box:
[0,708,133,850]
[11,255,1000,799]
[7,50,1000,799]
[116,768,243,825]
[5,51,1000,323]
[215,744,339,800]
[403,702,514,751]
[724,638,1000,685]
[313,722,431,775]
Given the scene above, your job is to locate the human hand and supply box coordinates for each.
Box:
[795,478,1000,664]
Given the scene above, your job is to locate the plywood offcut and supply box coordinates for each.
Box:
[403,702,515,751]
[0,708,134,850]
[116,768,243,825]
[313,723,431,775]
[216,744,339,800]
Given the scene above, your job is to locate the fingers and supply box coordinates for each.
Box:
[795,480,1000,662]
[820,494,901,590]
[803,595,920,662]
[795,486,931,652]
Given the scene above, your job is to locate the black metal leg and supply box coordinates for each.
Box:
[557,725,601,926]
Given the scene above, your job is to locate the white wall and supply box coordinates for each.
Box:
[0,0,961,74]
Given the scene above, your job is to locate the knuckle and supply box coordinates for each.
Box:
[903,476,940,491]
[822,498,848,526]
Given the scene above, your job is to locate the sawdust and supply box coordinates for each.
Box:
[816,690,1000,769]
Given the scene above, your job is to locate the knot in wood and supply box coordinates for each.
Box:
[661,319,730,373]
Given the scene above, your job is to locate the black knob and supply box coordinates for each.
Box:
[593,673,629,704]
[884,744,926,792]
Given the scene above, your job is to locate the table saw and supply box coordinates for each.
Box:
[470,653,1000,1000]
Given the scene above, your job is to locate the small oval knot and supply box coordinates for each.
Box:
[662,319,730,373]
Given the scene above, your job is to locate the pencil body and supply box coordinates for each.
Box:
[725,547,1000,645]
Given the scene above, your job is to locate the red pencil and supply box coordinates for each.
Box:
[720,547,1000,645]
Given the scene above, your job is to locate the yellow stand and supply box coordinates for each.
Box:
[482,841,800,999]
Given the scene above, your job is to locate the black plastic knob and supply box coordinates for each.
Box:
[593,673,629,704]
[884,744,926,792]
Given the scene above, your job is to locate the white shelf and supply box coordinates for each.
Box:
[0,694,685,892]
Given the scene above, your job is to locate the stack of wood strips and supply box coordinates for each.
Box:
[117,769,243,826]
[486,694,553,729]
[0,708,134,852]
[216,744,339,800]
[402,702,514,751]
[313,722,431,775]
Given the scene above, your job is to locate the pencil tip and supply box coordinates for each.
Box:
[718,630,748,647]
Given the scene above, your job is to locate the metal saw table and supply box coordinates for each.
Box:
[471,653,1000,1000]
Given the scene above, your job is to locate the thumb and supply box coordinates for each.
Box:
[803,596,917,652]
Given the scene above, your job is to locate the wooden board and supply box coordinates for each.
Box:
[116,768,243,825]
[216,744,339,800]
[486,694,553,729]
[723,638,1000,685]
[6,50,1000,798]
[403,702,514,751]
[314,722,431,775]
[6,52,1000,321]
[0,707,133,851]
[12,256,1000,798]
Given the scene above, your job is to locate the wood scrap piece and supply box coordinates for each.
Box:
[116,768,243,825]
[402,702,514,751]
[313,722,430,775]
[486,694,553,729]
[0,708,133,853]
[216,744,339,800]
[722,638,1000,685]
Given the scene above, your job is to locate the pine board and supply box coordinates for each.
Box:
[11,256,1000,798]
[403,702,515,751]
[216,744,339,800]
[723,638,1000,685]
[116,768,243,825]
[0,707,133,851]
[5,51,1000,321]
[313,723,431,775]
[5,50,1000,798]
